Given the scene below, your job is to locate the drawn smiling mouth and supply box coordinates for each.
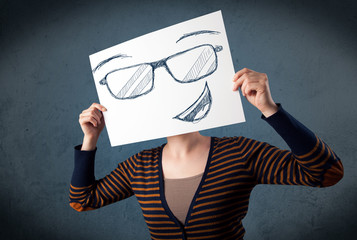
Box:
[173,82,212,123]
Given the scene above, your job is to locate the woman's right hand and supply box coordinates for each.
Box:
[79,103,107,150]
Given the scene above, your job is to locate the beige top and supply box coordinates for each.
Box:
[164,172,204,225]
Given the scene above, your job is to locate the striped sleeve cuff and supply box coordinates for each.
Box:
[71,145,96,187]
[261,104,317,156]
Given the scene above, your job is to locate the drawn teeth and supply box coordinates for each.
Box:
[173,82,212,123]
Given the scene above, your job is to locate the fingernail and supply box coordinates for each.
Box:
[102,107,107,111]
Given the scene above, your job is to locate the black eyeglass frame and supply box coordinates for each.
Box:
[99,44,223,100]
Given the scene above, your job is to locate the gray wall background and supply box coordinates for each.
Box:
[1,0,356,239]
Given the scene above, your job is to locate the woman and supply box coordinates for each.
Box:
[69,68,343,240]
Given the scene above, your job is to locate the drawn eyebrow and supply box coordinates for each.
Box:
[92,54,131,73]
[176,30,221,43]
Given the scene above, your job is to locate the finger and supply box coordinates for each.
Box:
[82,107,101,117]
[81,110,101,125]
[232,68,250,82]
[240,76,260,96]
[80,115,98,127]
[88,108,102,124]
[233,73,248,91]
[240,77,249,97]
[244,82,262,96]
[79,115,95,126]
[90,102,107,112]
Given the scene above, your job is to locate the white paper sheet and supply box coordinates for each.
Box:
[89,10,245,146]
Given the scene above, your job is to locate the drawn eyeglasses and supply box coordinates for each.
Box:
[99,44,223,100]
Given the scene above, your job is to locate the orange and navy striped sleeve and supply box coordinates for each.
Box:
[245,104,343,187]
[69,146,136,212]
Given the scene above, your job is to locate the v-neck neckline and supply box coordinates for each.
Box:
[158,136,216,227]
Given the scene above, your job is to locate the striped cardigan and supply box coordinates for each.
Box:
[69,105,342,240]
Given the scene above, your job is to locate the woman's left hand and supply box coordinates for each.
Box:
[232,68,278,118]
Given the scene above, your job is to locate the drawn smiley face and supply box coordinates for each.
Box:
[94,30,222,123]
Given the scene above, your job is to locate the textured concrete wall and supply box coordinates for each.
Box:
[0,0,356,239]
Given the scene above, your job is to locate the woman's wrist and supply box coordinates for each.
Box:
[261,102,279,118]
[81,135,99,151]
